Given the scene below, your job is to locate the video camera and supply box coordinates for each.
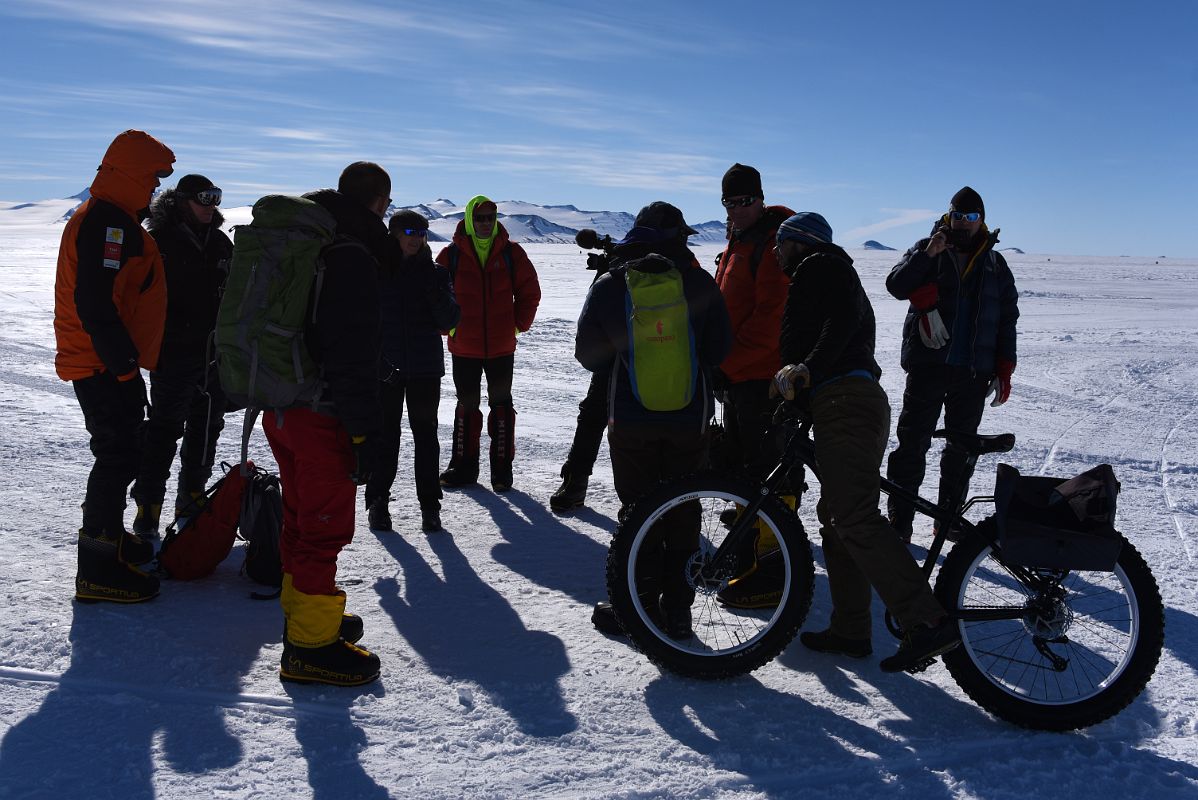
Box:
[575,228,616,276]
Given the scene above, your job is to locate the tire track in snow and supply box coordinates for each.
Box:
[1159,402,1197,571]
[1037,390,1123,476]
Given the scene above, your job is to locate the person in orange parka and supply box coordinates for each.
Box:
[54,129,176,604]
[713,164,794,481]
[435,196,541,492]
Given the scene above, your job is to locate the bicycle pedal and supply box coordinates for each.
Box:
[905,657,937,675]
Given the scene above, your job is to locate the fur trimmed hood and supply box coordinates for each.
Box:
[147,187,225,235]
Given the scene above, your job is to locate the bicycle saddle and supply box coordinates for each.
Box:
[932,429,1016,455]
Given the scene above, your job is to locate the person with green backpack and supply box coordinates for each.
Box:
[216,162,391,687]
[574,202,732,638]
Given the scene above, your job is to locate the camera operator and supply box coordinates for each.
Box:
[549,228,616,512]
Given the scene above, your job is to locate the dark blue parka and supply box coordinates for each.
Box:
[885,227,1018,375]
[379,242,460,379]
[575,252,731,432]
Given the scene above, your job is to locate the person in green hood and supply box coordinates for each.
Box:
[435,196,542,492]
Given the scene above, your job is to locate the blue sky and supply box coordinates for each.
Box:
[2,0,1195,256]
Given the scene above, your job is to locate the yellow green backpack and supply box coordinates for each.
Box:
[624,266,697,411]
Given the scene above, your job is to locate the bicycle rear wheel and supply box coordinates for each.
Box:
[935,525,1164,730]
[605,473,814,679]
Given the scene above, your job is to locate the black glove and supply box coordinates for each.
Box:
[349,435,375,486]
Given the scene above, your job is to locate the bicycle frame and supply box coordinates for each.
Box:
[698,406,1062,627]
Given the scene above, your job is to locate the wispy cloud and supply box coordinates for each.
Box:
[841,208,938,243]
[258,128,334,143]
[5,0,504,69]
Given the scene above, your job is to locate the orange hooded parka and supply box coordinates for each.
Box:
[54,130,175,380]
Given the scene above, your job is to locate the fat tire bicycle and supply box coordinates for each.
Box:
[605,403,1164,731]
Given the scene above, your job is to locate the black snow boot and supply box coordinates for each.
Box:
[488,405,517,492]
[280,638,381,687]
[550,466,588,512]
[420,501,443,533]
[879,617,961,674]
[367,498,392,532]
[440,405,482,487]
[75,530,160,604]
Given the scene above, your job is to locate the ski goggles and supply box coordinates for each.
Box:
[721,195,758,209]
[399,228,428,237]
[190,187,222,207]
[950,211,981,222]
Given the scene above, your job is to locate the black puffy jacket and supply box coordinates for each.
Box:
[146,189,232,369]
[303,189,389,437]
[885,228,1018,375]
[379,243,460,379]
[779,242,882,387]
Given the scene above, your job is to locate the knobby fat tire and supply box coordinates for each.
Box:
[605,474,815,679]
[934,530,1164,731]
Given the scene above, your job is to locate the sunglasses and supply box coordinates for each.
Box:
[721,196,758,209]
[155,168,174,179]
[950,211,981,222]
[192,188,223,207]
[401,228,428,237]
[473,213,497,223]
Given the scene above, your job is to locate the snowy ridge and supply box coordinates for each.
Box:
[0,192,727,245]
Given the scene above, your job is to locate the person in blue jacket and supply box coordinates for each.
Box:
[366,210,460,533]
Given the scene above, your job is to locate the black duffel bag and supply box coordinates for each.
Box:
[994,462,1123,571]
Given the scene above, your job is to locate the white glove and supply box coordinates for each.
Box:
[918,309,950,349]
[771,363,810,401]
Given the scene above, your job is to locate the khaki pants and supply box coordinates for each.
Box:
[812,377,945,639]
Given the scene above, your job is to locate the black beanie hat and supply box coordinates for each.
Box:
[950,186,985,219]
[176,174,214,195]
[388,209,430,233]
[722,163,763,199]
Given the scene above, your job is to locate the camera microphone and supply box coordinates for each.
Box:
[575,228,614,252]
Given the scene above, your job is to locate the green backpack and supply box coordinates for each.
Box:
[215,195,361,461]
[624,266,697,412]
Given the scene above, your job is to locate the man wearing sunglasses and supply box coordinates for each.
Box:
[884,186,1019,542]
[131,174,233,537]
[366,210,459,533]
[710,164,797,608]
[436,196,541,493]
[54,129,176,603]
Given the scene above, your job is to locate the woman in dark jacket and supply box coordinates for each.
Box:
[130,174,232,535]
[366,210,460,533]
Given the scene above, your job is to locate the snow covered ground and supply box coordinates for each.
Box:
[1,219,1196,799]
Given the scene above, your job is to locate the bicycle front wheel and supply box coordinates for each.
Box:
[605,473,814,679]
[935,528,1164,730]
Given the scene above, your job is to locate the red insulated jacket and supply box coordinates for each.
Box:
[713,205,794,383]
[436,221,541,359]
[54,130,175,381]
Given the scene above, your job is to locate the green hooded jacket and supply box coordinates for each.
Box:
[464,195,497,267]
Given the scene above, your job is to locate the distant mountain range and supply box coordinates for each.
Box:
[395,199,727,244]
[0,191,730,245]
[0,193,1016,254]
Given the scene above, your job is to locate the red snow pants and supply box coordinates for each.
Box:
[263,407,357,596]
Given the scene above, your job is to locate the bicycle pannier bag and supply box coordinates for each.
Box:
[994,463,1122,571]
